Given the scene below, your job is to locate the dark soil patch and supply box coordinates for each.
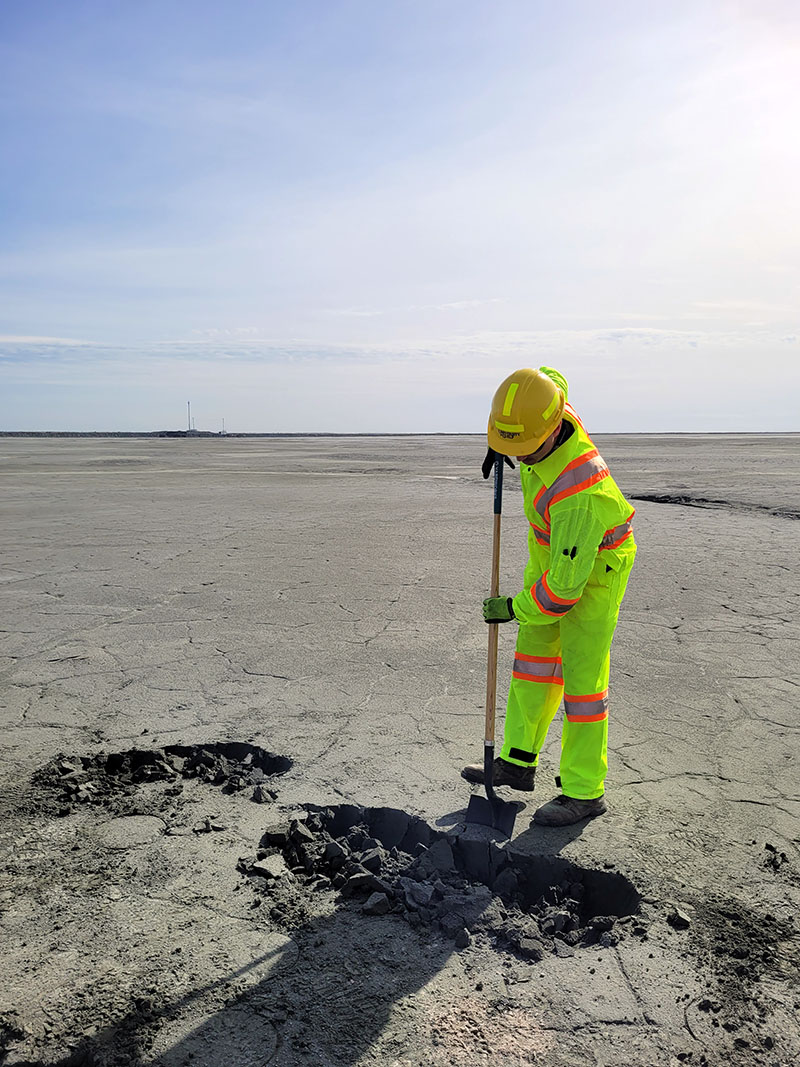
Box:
[241,803,642,959]
[32,743,292,816]
[682,896,799,1065]
[629,492,800,521]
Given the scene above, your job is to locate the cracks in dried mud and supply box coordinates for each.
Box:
[630,493,800,521]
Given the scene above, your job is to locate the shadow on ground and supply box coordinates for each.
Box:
[18,904,461,1067]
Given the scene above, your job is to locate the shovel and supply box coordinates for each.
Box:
[465,454,518,839]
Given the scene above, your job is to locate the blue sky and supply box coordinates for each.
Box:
[1,0,798,432]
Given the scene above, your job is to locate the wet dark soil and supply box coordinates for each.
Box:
[241,803,642,960]
[31,743,292,816]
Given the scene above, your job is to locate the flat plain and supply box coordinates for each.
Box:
[1,434,799,1067]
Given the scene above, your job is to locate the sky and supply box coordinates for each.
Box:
[1,0,799,433]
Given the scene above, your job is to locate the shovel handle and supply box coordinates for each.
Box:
[484,456,503,746]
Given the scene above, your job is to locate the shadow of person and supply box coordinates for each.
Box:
[435,805,591,857]
[35,890,485,1067]
[507,816,594,858]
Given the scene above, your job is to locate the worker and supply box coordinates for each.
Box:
[462,367,636,826]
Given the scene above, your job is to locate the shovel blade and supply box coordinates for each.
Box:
[466,791,517,838]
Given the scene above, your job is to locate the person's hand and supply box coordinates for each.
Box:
[483,597,516,623]
[481,449,516,480]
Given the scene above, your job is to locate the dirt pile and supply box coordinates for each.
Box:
[239,803,643,959]
[32,742,292,816]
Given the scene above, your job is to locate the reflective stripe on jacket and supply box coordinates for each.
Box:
[512,401,635,626]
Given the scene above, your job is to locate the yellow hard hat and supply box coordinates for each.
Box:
[487,368,565,456]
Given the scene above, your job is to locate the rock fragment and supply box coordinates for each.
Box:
[251,855,289,879]
[363,892,390,916]
[667,907,692,930]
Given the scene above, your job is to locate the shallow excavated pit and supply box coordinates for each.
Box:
[243,803,643,958]
[33,742,293,813]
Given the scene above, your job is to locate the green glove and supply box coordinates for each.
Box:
[483,596,516,623]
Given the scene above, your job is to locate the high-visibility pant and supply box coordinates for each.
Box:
[500,547,635,800]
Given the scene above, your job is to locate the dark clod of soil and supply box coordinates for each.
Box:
[244,803,642,961]
[33,742,292,814]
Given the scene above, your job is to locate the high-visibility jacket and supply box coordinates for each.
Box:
[511,371,635,626]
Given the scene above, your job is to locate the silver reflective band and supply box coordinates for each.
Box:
[600,518,633,549]
[564,694,609,721]
[512,658,563,680]
[533,575,576,616]
[535,451,609,525]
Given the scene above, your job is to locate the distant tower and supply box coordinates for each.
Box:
[187,401,191,431]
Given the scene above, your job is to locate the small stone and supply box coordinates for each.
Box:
[439,912,466,939]
[363,892,390,916]
[427,839,456,874]
[587,915,615,932]
[251,855,289,879]
[540,908,572,935]
[341,873,377,897]
[517,936,544,962]
[358,848,383,873]
[290,819,315,844]
[405,881,435,909]
[251,785,275,804]
[323,840,348,866]
[454,928,471,950]
[553,940,575,958]
[261,824,290,847]
[667,907,692,930]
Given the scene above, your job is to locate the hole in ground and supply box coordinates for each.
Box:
[33,743,293,814]
[244,803,642,958]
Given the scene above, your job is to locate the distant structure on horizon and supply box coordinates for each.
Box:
[186,400,201,436]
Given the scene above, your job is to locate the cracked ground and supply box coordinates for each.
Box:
[1,433,799,1067]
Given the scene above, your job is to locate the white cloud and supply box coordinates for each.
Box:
[0,334,90,346]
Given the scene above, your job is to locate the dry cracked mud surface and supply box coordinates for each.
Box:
[1,434,799,1067]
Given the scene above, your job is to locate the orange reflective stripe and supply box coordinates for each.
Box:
[535,450,610,526]
[564,690,608,723]
[600,510,635,551]
[532,583,565,617]
[512,671,564,684]
[532,570,578,617]
[546,467,609,517]
[512,653,563,684]
[533,484,547,521]
[561,447,599,474]
[542,571,580,606]
[529,522,550,545]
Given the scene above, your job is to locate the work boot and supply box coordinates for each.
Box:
[533,794,607,826]
[461,757,535,792]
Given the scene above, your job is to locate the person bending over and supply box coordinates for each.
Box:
[462,367,636,827]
